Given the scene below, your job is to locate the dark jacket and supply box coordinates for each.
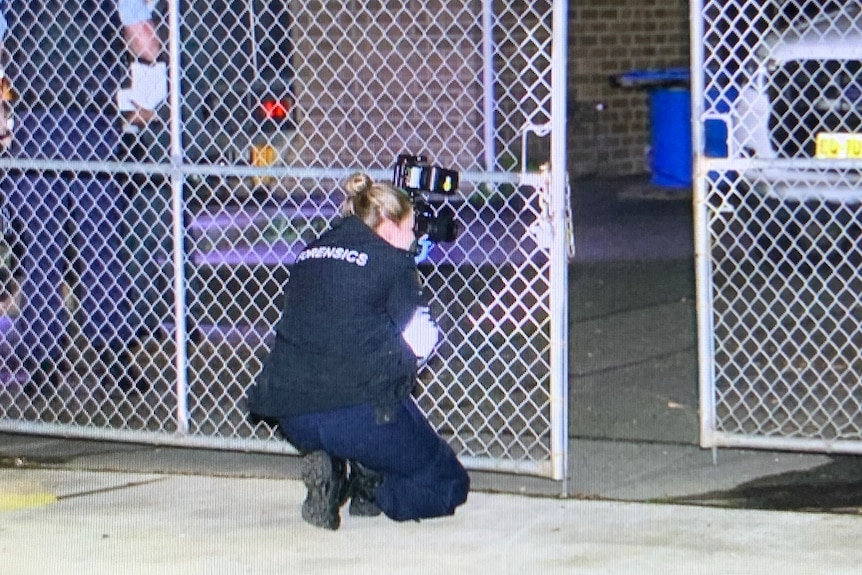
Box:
[6,1,125,116]
[247,215,426,418]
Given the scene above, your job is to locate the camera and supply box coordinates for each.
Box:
[392,154,460,244]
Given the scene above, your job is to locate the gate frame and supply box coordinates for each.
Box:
[0,0,570,482]
[692,0,862,456]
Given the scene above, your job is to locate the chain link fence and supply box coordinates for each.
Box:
[696,0,862,452]
[0,0,570,479]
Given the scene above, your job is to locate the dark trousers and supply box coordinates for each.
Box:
[116,128,202,339]
[123,185,203,335]
[4,173,134,363]
[279,398,470,522]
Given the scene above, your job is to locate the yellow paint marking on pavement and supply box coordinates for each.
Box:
[0,479,57,510]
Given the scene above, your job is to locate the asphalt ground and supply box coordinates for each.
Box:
[565,176,862,512]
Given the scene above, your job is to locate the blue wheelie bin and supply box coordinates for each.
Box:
[612,67,692,189]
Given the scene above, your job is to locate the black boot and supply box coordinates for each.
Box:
[300,451,349,530]
[348,460,383,517]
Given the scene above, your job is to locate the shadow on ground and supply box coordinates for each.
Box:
[671,456,862,514]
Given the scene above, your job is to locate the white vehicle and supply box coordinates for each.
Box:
[721,3,862,202]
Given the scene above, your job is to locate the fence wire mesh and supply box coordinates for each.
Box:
[698,0,862,450]
[0,0,568,478]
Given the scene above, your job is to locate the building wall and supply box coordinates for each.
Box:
[567,0,690,178]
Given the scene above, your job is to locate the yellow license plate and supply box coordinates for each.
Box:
[250,144,277,187]
[815,133,862,159]
[250,144,278,166]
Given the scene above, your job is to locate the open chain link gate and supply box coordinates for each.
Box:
[0,0,571,479]
[695,0,862,453]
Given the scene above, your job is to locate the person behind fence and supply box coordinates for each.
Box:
[246,172,469,530]
[0,0,164,393]
[112,2,206,346]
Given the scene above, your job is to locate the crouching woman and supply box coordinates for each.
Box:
[247,172,469,530]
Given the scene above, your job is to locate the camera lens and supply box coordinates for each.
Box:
[427,205,458,243]
[414,201,458,244]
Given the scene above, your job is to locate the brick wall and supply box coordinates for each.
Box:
[567,0,690,178]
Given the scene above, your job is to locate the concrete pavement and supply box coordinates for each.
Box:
[2,465,862,574]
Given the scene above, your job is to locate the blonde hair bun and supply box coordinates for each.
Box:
[343,172,373,198]
[340,172,412,231]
